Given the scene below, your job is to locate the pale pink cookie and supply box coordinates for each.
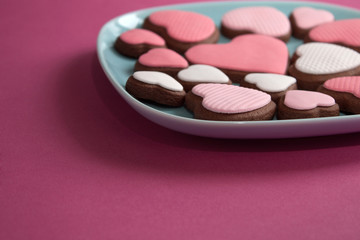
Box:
[242,73,297,103]
[142,10,219,53]
[135,48,189,78]
[185,34,289,83]
[221,6,291,42]
[126,71,186,107]
[305,19,360,52]
[289,42,360,90]
[114,29,166,58]
[185,83,276,121]
[176,64,232,91]
[289,7,334,39]
[318,76,360,113]
[277,90,339,119]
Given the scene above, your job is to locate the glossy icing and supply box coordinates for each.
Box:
[185,34,288,74]
[292,7,334,29]
[138,48,188,68]
[177,64,229,83]
[309,19,360,46]
[133,71,183,91]
[295,42,360,74]
[120,28,165,45]
[192,84,271,113]
[222,6,290,37]
[149,10,216,42]
[284,90,335,110]
[324,76,360,98]
[244,73,296,92]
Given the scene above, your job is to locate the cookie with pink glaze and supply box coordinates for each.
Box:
[134,48,189,78]
[176,64,232,92]
[114,29,166,58]
[305,19,360,52]
[242,73,297,103]
[277,90,339,119]
[185,34,289,83]
[289,42,360,90]
[126,71,186,107]
[142,10,219,54]
[185,83,276,121]
[317,76,360,114]
[221,6,291,42]
[289,7,334,39]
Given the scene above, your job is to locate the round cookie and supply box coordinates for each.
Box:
[305,19,360,52]
[134,48,189,78]
[185,83,276,121]
[142,10,220,54]
[242,73,297,103]
[317,76,360,114]
[185,34,289,83]
[176,64,232,92]
[289,7,334,39]
[126,71,186,107]
[289,42,360,90]
[114,28,166,58]
[221,6,291,42]
[277,90,339,119]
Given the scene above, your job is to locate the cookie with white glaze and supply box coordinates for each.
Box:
[126,71,186,107]
[242,73,297,103]
[289,42,360,90]
[185,83,276,121]
[176,64,232,92]
[277,90,339,119]
[221,6,291,42]
[317,76,360,114]
[142,10,219,54]
[134,48,189,78]
[114,28,166,58]
[289,7,334,39]
[305,19,360,52]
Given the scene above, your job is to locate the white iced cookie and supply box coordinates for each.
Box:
[243,73,297,102]
[289,42,360,90]
[133,71,183,91]
[176,64,232,91]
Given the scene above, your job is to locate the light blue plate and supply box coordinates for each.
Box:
[97,1,360,138]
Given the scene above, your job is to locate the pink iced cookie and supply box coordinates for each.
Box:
[306,19,360,52]
[114,29,166,58]
[135,48,188,78]
[185,34,289,83]
[221,6,291,42]
[143,10,219,53]
[277,90,339,119]
[318,76,360,113]
[290,7,334,39]
[185,84,276,121]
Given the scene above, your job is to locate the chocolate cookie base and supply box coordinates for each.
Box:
[114,37,166,58]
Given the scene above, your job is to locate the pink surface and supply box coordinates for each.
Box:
[120,29,165,45]
[192,84,271,113]
[324,76,360,97]
[1,1,360,240]
[284,90,336,110]
[138,48,188,67]
[185,34,288,73]
[292,7,334,29]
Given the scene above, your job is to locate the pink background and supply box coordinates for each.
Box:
[1,0,360,239]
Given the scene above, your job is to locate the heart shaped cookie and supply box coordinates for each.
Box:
[221,6,291,42]
[135,48,188,78]
[243,73,297,102]
[177,64,231,91]
[115,29,166,58]
[143,10,219,53]
[277,90,339,119]
[290,7,334,39]
[185,83,276,121]
[306,19,360,52]
[318,76,360,113]
[185,34,289,82]
[289,42,360,90]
